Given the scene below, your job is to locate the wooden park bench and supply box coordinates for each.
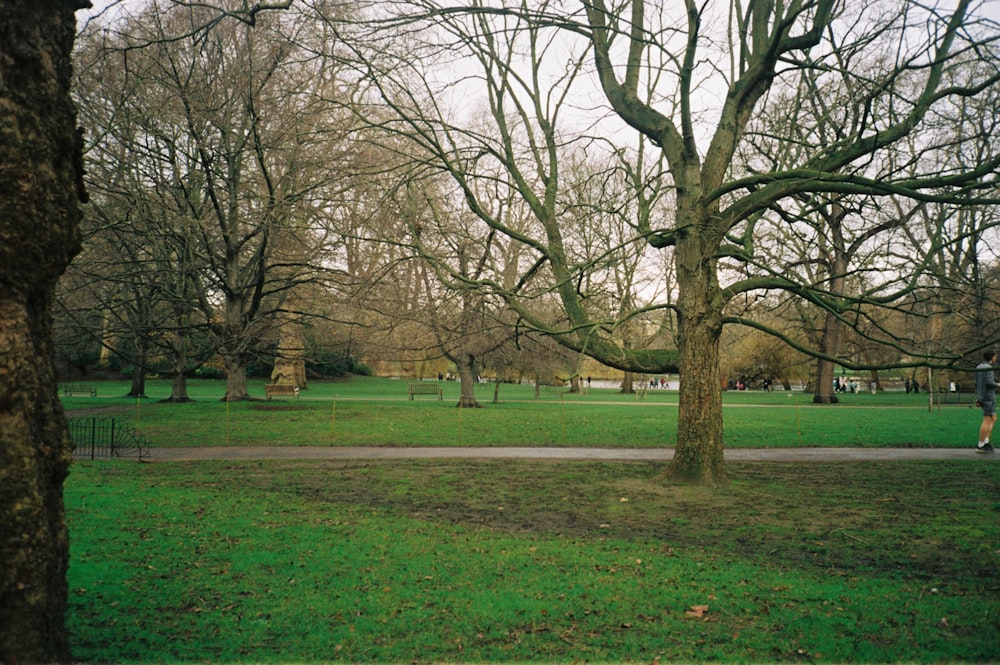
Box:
[264,384,300,399]
[63,383,97,397]
[408,382,442,400]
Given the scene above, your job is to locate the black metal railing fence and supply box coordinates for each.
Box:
[69,417,148,461]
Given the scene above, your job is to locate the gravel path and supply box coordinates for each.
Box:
[147,446,997,462]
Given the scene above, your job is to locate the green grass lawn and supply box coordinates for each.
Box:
[62,376,980,448]
[66,459,1000,663]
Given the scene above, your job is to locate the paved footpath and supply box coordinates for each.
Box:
[149,446,997,462]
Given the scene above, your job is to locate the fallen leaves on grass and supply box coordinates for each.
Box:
[685,604,709,619]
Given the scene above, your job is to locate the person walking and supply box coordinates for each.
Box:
[974,350,997,453]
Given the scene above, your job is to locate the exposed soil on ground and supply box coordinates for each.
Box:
[248,403,312,411]
[65,405,134,418]
[188,458,999,587]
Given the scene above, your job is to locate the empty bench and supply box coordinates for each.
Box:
[408,383,442,400]
[63,383,97,397]
[264,384,300,399]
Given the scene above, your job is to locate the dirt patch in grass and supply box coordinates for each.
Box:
[66,405,134,418]
[247,403,311,411]
[67,458,1000,663]
[198,459,999,587]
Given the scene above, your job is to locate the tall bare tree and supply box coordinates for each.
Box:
[74,1,352,400]
[329,0,1000,483]
[737,41,1000,403]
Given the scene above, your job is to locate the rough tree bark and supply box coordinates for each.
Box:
[0,0,87,661]
[454,352,481,408]
[812,202,849,404]
[126,337,148,398]
[666,221,727,484]
[271,311,307,388]
[620,370,636,395]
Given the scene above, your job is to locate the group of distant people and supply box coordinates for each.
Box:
[726,378,774,391]
[832,377,861,394]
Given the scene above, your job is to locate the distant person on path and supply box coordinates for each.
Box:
[974,350,997,454]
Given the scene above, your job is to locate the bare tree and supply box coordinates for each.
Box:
[561,147,679,393]
[325,0,1000,483]
[737,38,1000,403]
[74,1,352,400]
[401,179,516,408]
[66,29,209,400]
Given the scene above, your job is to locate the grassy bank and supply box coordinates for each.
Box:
[67,459,1000,663]
[61,376,980,448]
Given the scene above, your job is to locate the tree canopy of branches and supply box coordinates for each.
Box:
[69,0,360,400]
[327,0,1000,483]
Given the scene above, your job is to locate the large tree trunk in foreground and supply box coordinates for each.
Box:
[0,0,86,661]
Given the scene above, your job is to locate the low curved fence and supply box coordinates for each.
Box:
[934,389,976,405]
[69,417,148,461]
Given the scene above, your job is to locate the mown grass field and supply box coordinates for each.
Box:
[61,376,980,449]
[62,377,1000,662]
[67,459,1000,663]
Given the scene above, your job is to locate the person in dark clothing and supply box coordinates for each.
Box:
[974,350,997,454]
